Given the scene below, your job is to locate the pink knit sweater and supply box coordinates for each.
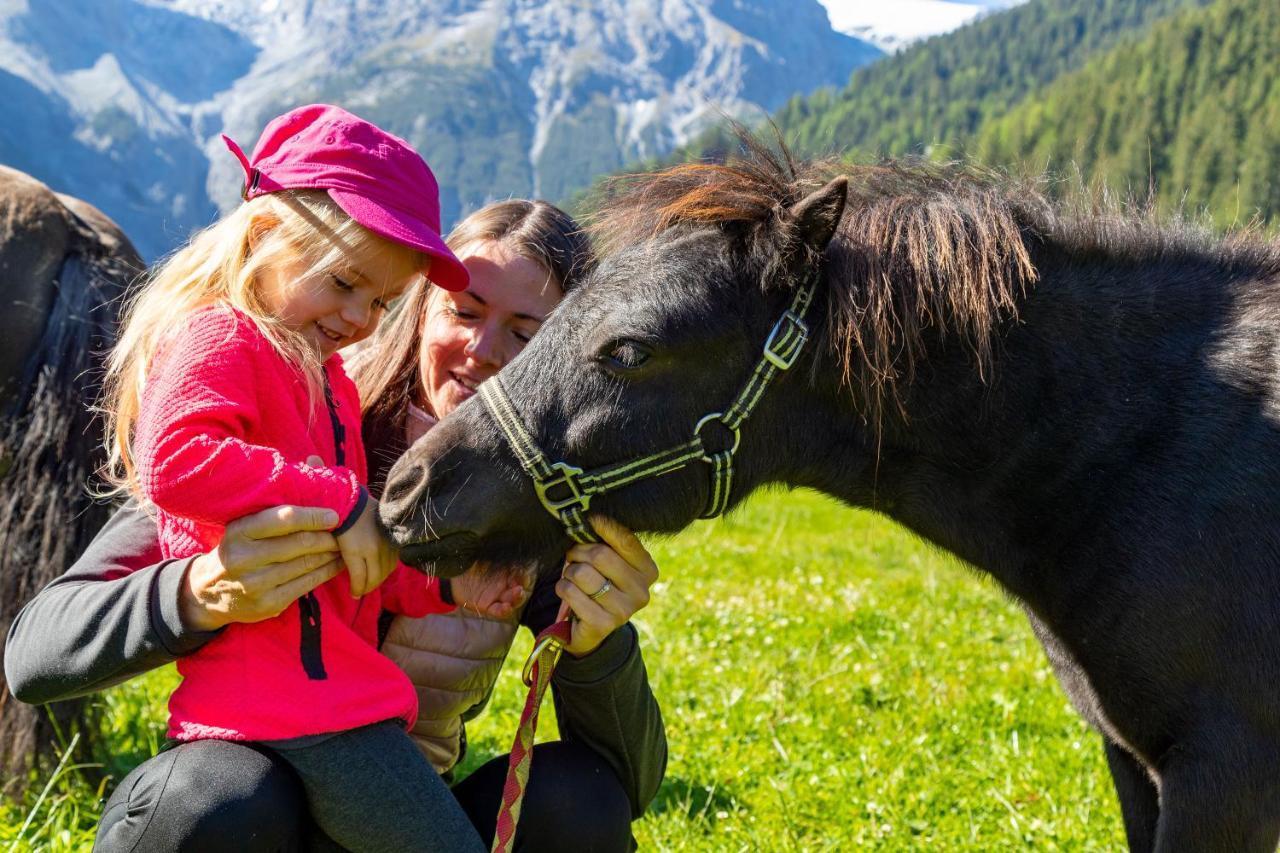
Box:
[136,305,450,742]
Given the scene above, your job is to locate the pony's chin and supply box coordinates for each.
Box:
[398,533,479,578]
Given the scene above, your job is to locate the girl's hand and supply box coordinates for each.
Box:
[450,564,531,621]
[555,515,659,657]
[181,505,342,632]
[335,496,400,597]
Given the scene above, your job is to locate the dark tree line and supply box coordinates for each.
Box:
[974,0,1280,227]
[762,0,1212,159]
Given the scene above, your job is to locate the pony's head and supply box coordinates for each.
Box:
[381,135,1037,574]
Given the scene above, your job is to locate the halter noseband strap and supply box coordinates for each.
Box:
[479,276,817,545]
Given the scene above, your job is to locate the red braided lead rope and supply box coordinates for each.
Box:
[491,619,574,853]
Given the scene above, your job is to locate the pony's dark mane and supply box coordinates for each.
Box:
[589,131,1280,420]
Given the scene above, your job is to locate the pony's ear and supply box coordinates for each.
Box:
[788,176,848,251]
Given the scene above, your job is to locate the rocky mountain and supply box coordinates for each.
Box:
[0,0,880,260]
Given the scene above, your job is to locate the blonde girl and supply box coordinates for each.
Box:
[101,104,495,852]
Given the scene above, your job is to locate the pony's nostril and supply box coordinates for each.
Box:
[382,463,428,516]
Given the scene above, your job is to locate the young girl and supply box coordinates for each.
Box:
[102,104,501,851]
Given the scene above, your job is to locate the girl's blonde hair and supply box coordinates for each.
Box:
[102,189,424,496]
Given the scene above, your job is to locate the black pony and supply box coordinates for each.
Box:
[381,137,1280,851]
[0,165,141,785]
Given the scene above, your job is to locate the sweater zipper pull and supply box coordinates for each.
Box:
[298,592,327,680]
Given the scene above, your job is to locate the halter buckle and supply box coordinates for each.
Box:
[762,310,809,370]
[534,461,592,515]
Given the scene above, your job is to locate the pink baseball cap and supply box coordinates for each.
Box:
[222,104,468,291]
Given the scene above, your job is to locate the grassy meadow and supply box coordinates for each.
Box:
[2,489,1125,850]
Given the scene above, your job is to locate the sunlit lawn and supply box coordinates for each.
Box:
[2,489,1123,850]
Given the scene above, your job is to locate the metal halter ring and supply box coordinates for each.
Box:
[522,633,565,686]
[694,412,741,459]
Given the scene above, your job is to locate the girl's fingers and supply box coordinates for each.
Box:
[347,555,367,597]
[498,583,525,609]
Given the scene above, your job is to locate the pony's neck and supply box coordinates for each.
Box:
[796,348,1051,605]
[783,243,1214,614]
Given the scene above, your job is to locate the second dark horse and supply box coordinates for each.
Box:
[382,138,1280,851]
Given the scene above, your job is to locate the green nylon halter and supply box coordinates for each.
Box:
[479,277,817,545]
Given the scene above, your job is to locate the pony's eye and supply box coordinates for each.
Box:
[604,341,651,370]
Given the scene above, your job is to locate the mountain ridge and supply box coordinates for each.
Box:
[0,0,880,259]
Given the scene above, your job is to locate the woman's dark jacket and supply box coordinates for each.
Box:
[4,498,667,818]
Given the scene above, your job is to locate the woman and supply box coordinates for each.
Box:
[4,200,666,852]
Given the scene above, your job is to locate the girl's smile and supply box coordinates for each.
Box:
[260,251,424,360]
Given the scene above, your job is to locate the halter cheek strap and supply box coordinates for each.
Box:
[479,276,817,544]
[479,276,816,853]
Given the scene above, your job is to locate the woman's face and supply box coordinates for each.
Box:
[419,240,564,419]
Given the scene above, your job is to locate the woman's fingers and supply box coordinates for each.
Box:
[556,577,612,628]
[261,557,344,619]
[561,561,629,619]
[583,515,658,582]
[240,550,344,593]
[224,529,339,573]
[231,505,340,542]
[554,518,661,656]
[564,544,651,607]
[182,503,347,631]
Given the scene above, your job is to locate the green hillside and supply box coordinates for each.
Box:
[974,0,1280,227]
[769,0,1212,158]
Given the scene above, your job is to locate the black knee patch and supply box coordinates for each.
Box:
[95,740,307,852]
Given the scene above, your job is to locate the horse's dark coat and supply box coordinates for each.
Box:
[382,138,1280,850]
[0,165,141,783]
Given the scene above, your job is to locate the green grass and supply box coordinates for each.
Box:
[1,489,1124,850]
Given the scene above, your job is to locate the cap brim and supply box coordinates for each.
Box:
[328,189,469,291]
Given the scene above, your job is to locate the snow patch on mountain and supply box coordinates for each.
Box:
[816,0,1026,52]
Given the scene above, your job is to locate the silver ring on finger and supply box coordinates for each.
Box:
[589,579,612,601]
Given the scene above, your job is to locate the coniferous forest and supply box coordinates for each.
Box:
[973,0,1280,227]
[673,0,1277,230]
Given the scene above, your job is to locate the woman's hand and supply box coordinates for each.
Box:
[556,515,659,657]
[181,505,342,632]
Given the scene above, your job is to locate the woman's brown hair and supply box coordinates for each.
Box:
[352,199,593,491]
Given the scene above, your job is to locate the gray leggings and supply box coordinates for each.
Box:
[265,720,485,853]
[94,735,634,851]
